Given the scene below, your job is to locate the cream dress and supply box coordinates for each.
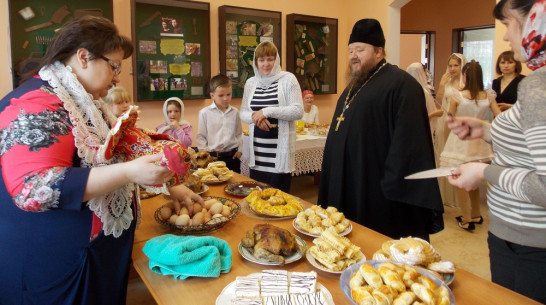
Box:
[440,90,494,166]
[435,82,459,207]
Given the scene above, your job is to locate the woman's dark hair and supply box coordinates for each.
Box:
[493,0,535,21]
[462,60,484,101]
[23,16,133,82]
[166,100,182,110]
[495,50,523,75]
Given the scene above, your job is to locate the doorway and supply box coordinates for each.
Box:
[400,31,435,84]
[452,26,495,88]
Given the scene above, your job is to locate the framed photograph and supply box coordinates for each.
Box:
[218,6,282,98]
[7,0,114,88]
[131,0,210,101]
[286,14,338,94]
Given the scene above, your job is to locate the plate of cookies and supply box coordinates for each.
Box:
[193,161,234,184]
[292,205,352,237]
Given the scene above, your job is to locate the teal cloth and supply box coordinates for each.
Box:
[143,234,232,279]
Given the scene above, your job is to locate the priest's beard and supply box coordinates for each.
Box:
[347,59,379,88]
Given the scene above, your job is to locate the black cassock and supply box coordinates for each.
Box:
[318,61,443,241]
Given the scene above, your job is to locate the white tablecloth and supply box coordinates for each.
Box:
[240,133,327,176]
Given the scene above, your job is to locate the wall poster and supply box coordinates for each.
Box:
[131,0,210,101]
[286,14,338,94]
[8,0,113,88]
[218,6,281,98]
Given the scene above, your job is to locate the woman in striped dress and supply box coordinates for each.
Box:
[240,41,303,192]
[446,0,546,302]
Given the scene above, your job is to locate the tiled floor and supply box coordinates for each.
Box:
[126,175,491,304]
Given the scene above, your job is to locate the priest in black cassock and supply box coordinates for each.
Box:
[318,19,443,241]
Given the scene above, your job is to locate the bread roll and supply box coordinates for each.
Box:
[351,286,376,305]
[360,263,383,289]
[393,291,416,305]
[411,283,434,304]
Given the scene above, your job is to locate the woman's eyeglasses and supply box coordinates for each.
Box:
[99,55,122,76]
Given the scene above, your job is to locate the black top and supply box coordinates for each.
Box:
[492,74,525,104]
[318,62,443,240]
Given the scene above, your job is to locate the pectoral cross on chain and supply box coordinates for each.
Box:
[335,113,345,131]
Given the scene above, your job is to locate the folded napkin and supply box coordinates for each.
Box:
[143,234,232,279]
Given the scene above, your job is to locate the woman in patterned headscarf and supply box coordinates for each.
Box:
[446,0,546,302]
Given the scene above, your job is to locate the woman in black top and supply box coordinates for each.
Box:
[492,50,525,111]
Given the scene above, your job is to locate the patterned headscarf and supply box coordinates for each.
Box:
[302,90,314,98]
[522,0,546,70]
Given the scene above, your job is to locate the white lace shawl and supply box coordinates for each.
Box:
[39,61,137,238]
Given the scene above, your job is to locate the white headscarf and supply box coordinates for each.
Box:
[446,53,468,88]
[157,97,189,133]
[406,62,436,114]
[251,41,290,87]
[406,63,430,93]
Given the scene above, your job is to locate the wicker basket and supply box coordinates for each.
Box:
[154,196,240,234]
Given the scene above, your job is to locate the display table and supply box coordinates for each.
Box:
[131,173,540,305]
[240,133,326,176]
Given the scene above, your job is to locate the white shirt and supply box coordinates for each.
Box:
[301,105,319,123]
[196,101,243,153]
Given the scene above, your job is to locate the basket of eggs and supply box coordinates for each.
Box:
[154,196,240,234]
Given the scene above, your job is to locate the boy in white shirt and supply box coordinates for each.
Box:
[196,75,243,172]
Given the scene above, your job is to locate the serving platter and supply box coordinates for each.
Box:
[238,235,306,266]
[306,249,365,275]
[215,272,335,305]
[240,199,308,220]
[224,181,270,197]
[339,260,456,305]
[292,218,352,238]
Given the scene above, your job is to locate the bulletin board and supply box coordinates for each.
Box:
[7,0,113,88]
[131,0,210,101]
[286,14,338,94]
[218,6,282,98]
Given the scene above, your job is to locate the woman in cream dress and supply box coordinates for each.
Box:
[435,53,467,207]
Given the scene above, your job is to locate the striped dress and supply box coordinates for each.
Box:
[250,81,280,173]
[485,66,546,248]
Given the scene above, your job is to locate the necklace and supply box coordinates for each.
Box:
[335,62,387,131]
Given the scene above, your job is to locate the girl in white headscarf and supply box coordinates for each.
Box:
[156,97,193,148]
[435,53,467,208]
[239,41,303,192]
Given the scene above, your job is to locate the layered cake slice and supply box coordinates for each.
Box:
[263,294,293,305]
[263,291,327,305]
[289,271,317,295]
[291,291,327,305]
[261,270,289,296]
[231,297,263,305]
[234,275,261,298]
